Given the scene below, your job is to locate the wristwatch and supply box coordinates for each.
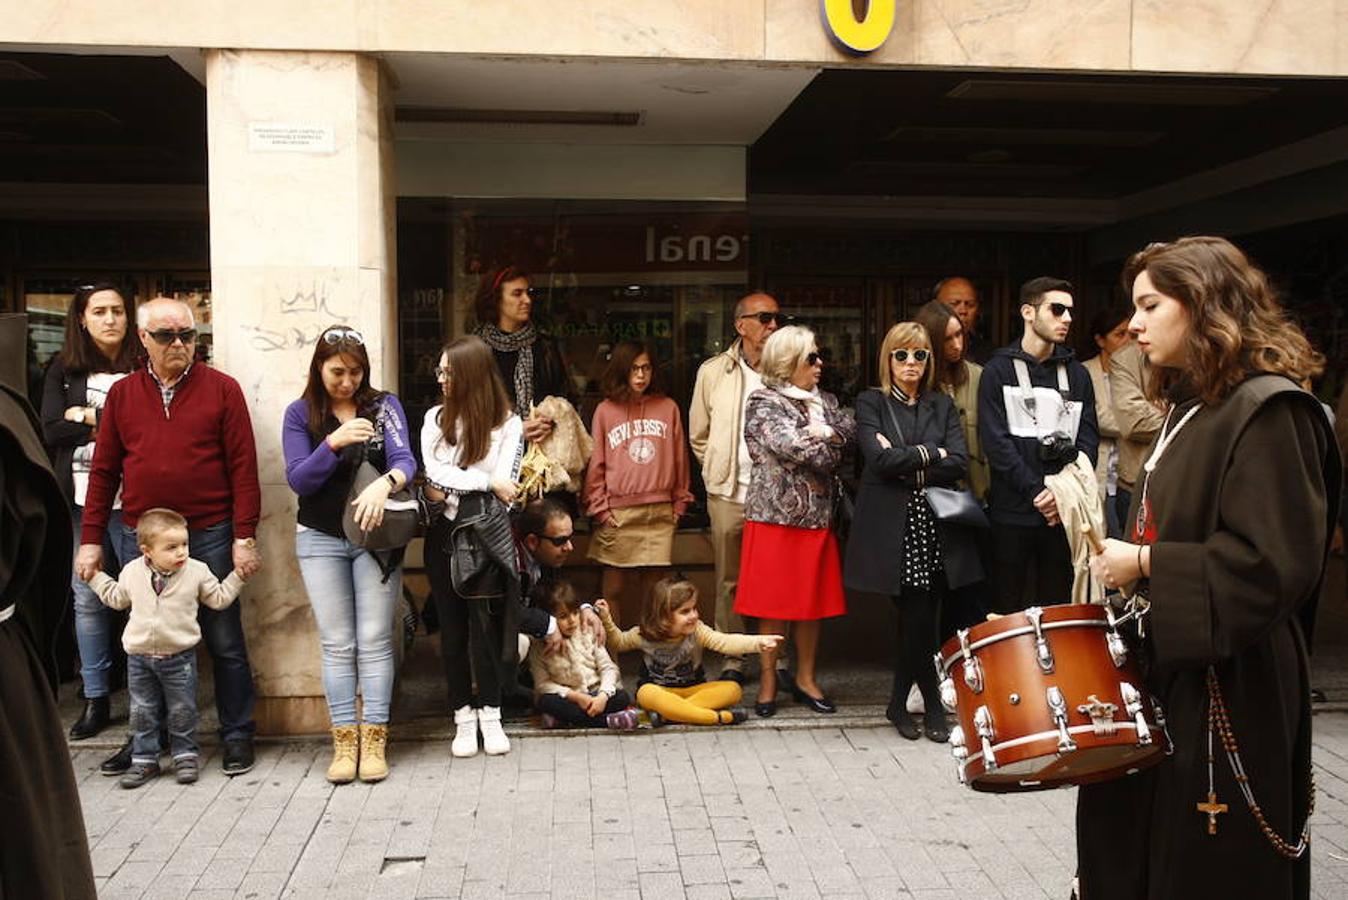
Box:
[385,472,398,489]
[234,537,257,549]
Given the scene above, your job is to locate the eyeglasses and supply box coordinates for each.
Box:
[630,363,653,374]
[535,532,574,547]
[434,366,451,380]
[1047,302,1072,318]
[890,348,930,364]
[737,311,792,327]
[324,327,364,345]
[145,328,197,346]
[805,351,822,366]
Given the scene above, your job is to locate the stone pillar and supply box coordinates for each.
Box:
[205,49,396,734]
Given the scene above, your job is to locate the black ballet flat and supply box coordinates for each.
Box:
[790,681,836,714]
[889,710,922,741]
[754,699,777,718]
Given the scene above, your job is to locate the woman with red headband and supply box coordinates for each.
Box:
[471,265,574,444]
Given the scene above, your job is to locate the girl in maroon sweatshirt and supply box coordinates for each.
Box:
[583,341,693,623]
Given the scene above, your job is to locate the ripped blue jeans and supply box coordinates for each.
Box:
[127,649,199,764]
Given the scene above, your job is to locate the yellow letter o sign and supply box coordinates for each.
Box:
[821,0,896,54]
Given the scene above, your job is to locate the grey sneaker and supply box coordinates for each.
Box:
[119,761,160,789]
[175,757,199,784]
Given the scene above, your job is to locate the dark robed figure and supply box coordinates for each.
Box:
[1080,238,1341,899]
[0,314,97,899]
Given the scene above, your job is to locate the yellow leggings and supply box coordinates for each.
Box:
[636,681,743,726]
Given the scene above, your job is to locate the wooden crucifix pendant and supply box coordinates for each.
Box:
[1196,791,1228,835]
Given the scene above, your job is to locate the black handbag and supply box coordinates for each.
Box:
[342,443,419,551]
[831,475,855,540]
[880,392,988,529]
[446,491,517,601]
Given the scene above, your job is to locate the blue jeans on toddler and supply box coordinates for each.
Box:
[128,648,198,764]
[114,518,256,741]
[72,507,126,698]
[295,529,401,725]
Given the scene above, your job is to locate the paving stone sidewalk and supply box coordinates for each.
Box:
[78,714,1348,900]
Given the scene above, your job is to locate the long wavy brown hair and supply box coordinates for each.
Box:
[1122,236,1324,405]
[435,336,513,467]
[601,340,664,403]
[913,300,969,390]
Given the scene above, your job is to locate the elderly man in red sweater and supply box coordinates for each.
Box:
[76,296,262,777]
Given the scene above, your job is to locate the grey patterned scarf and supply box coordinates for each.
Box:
[474,322,537,415]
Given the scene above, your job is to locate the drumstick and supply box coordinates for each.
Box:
[1081,522,1106,555]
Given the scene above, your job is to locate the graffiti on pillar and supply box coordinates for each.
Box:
[243,281,352,352]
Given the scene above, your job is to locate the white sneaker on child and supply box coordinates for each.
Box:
[451,705,478,758]
[478,706,510,755]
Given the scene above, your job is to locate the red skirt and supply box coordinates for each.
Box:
[733,522,847,621]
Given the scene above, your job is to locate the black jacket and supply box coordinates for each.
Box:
[39,356,94,506]
[843,388,983,594]
[976,342,1098,527]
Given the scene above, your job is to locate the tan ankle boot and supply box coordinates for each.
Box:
[358,723,389,782]
[327,725,359,784]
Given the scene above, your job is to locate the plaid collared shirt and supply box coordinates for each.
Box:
[147,362,193,418]
[146,558,178,596]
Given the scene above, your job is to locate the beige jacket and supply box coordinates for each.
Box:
[1084,356,1119,500]
[528,627,620,697]
[688,340,749,499]
[1107,341,1166,492]
[946,362,989,502]
[89,558,243,657]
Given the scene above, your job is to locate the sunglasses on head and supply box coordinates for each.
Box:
[324,327,364,345]
[535,532,574,547]
[738,311,791,327]
[890,348,930,364]
[146,328,197,346]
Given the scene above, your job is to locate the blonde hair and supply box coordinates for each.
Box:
[759,324,816,389]
[640,576,699,643]
[878,322,935,393]
[136,508,187,548]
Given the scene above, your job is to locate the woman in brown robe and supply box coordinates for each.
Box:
[0,314,97,900]
[1080,238,1341,899]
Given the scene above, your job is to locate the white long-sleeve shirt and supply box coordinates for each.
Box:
[420,406,523,520]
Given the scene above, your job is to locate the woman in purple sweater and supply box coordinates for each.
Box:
[282,326,416,784]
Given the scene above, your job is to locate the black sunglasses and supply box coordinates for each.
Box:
[534,532,574,547]
[738,311,792,327]
[146,328,197,346]
[805,351,823,366]
[1046,302,1072,318]
[890,348,930,364]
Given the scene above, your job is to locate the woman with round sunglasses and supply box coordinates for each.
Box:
[733,325,855,717]
[471,264,574,444]
[41,281,139,740]
[843,323,981,743]
[282,325,416,783]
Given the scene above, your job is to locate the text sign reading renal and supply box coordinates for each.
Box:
[248,123,335,154]
[821,0,896,54]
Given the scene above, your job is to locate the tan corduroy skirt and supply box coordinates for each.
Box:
[587,501,676,567]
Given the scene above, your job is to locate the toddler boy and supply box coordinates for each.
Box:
[86,508,247,788]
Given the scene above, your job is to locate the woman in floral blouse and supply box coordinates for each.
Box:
[733,325,855,718]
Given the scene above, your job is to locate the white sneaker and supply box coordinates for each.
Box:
[451,705,478,758]
[906,683,925,715]
[478,706,510,756]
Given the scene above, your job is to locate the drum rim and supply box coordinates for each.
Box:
[960,721,1165,778]
[938,618,1111,676]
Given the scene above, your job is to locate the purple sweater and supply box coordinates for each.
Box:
[282,395,417,534]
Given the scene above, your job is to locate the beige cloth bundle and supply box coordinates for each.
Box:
[1044,452,1107,605]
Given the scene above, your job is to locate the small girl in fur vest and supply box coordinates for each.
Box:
[595,576,781,726]
[529,581,639,730]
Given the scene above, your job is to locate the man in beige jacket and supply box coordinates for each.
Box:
[688,291,786,682]
[1107,339,1166,535]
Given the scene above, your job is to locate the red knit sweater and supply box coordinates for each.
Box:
[80,363,261,543]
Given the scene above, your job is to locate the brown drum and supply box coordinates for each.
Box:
[935,604,1170,793]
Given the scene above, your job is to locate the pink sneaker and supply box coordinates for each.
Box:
[539,713,560,730]
[606,707,640,731]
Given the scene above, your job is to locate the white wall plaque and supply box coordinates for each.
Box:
[247,122,335,154]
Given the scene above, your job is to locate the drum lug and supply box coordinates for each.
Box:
[1046,686,1078,753]
[973,705,997,771]
[939,676,958,713]
[1026,606,1054,674]
[958,628,984,693]
[1106,630,1129,668]
[949,726,969,784]
[1121,682,1152,746]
